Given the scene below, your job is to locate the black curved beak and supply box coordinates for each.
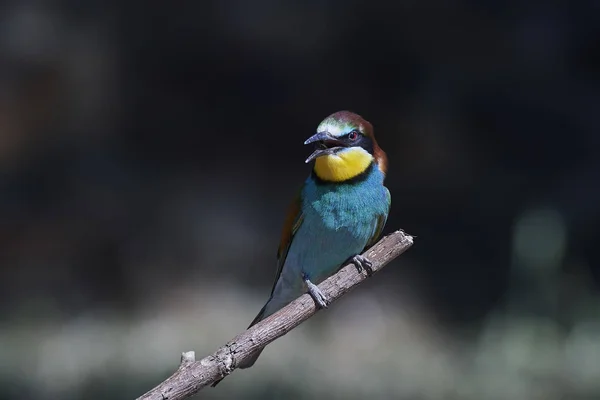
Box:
[304,131,344,163]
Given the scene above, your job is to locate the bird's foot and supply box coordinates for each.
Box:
[352,254,373,276]
[303,274,329,309]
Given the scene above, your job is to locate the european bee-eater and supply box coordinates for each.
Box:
[242,110,391,369]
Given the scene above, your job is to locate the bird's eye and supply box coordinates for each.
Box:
[348,130,359,141]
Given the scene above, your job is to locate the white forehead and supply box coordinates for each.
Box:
[316,120,358,138]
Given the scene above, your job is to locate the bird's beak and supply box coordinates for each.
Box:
[304,131,344,163]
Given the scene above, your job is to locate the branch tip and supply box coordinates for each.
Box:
[180,351,195,365]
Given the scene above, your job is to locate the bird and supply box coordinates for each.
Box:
[216,110,390,384]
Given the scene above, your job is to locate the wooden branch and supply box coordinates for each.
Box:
[136,230,414,400]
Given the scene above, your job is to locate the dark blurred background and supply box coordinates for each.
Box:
[1,1,599,399]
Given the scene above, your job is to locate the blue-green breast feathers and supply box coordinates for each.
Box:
[268,162,389,303]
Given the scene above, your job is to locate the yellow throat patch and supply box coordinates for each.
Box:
[314,147,373,182]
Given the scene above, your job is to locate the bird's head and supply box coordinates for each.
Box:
[304,111,387,182]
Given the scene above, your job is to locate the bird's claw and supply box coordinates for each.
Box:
[352,254,373,276]
[303,275,329,309]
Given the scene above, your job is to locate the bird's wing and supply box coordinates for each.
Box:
[365,187,391,249]
[269,190,304,296]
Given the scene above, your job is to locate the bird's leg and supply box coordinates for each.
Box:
[352,254,373,276]
[302,273,328,309]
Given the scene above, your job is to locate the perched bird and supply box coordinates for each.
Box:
[227,111,391,378]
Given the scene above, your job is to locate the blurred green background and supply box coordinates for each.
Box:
[1,1,599,399]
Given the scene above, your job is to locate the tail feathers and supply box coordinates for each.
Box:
[238,300,269,369]
[247,301,268,329]
[238,348,265,369]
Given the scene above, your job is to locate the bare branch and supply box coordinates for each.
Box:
[136,230,414,400]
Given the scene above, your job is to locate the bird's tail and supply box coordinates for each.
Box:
[212,300,270,387]
[238,300,270,369]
